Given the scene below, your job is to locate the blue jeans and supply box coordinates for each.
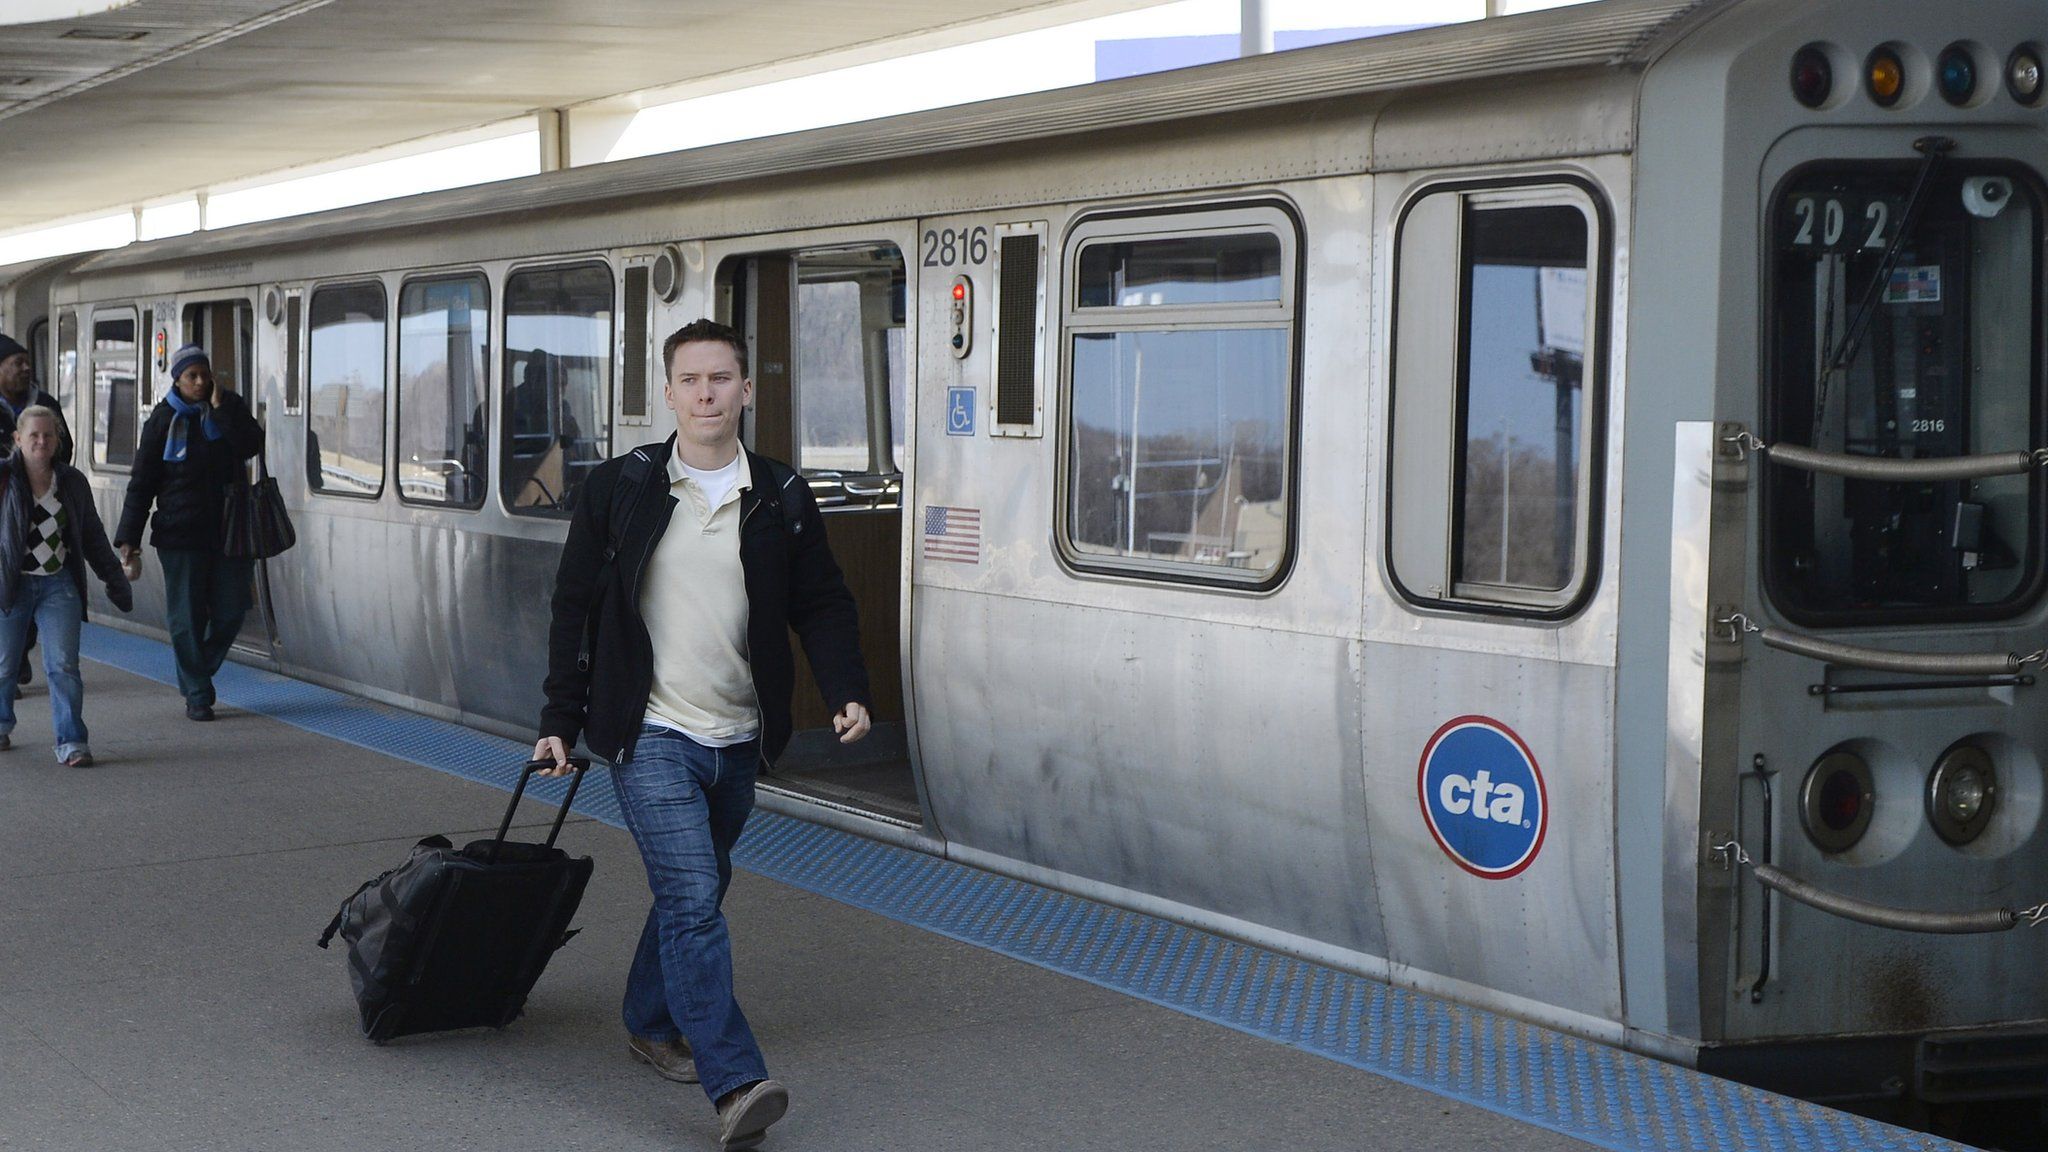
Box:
[0,573,86,760]
[157,549,255,707]
[613,725,767,1102]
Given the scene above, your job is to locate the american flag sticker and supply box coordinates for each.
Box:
[922,505,982,564]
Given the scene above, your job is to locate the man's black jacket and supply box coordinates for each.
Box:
[114,391,264,551]
[0,388,74,465]
[538,436,870,766]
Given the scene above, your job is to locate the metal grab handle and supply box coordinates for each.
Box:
[1746,439,2044,483]
[1716,843,2042,934]
[1722,430,2048,481]
[487,758,591,864]
[841,477,897,498]
[1753,861,2016,934]
[1758,626,2032,676]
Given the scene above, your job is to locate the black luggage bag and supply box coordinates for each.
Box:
[318,759,595,1043]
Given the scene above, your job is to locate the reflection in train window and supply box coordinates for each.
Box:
[307,282,388,498]
[1765,163,2044,624]
[1389,183,1603,613]
[91,308,138,469]
[397,275,489,508]
[503,262,611,517]
[1060,210,1296,585]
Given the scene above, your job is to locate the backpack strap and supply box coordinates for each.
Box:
[751,454,808,537]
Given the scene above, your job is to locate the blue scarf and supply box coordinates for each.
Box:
[163,390,222,463]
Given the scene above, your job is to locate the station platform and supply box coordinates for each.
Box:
[0,626,1974,1152]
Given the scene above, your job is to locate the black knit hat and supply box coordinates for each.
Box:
[0,333,26,364]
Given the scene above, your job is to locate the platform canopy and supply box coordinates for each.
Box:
[0,0,1163,234]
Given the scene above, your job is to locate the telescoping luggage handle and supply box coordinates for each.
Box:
[488,758,592,864]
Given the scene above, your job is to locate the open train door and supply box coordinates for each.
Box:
[716,234,920,825]
[182,296,281,665]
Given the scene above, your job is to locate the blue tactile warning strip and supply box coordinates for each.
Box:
[79,624,1968,1152]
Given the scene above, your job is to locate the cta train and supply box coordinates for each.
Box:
[6,0,2048,1121]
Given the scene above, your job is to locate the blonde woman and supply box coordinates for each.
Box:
[0,406,132,765]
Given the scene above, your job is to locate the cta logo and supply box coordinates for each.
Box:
[1417,716,1548,879]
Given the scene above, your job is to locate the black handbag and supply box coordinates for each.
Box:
[223,452,296,559]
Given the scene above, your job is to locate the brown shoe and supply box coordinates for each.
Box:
[626,1033,698,1084]
[716,1079,788,1150]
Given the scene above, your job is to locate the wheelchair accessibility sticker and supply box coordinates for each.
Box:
[947,387,976,437]
[1418,716,1548,879]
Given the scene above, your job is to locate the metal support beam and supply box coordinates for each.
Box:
[537,108,567,173]
[1239,0,1272,57]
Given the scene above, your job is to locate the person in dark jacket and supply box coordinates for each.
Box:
[113,343,263,721]
[533,319,870,1151]
[0,406,132,765]
[0,332,72,464]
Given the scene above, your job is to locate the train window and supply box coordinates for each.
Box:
[1389,182,1604,614]
[90,308,139,469]
[396,275,489,509]
[1059,206,1297,586]
[307,281,388,499]
[26,318,46,390]
[502,261,612,517]
[1765,163,2044,624]
[54,311,76,413]
[182,299,253,404]
[795,245,905,481]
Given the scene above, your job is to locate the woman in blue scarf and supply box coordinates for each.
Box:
[113,344,264,721]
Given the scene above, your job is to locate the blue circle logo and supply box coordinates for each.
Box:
[1417,716,1548,879]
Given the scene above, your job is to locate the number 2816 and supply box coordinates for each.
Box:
[923,226,990,268]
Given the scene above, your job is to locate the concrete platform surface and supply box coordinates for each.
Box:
[0,656,1596,1152]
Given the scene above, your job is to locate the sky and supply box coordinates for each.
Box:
[0,0,1595,265]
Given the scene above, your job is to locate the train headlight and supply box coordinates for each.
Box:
[2008,46,2044,105]
[1866,46,1906,107]
[1927,744,1997,846]
[1937,44,1978,106]
[1801,749,1875,853]
[1791,44,1834,108]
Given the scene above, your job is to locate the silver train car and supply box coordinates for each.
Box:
[7,0,2048,1119]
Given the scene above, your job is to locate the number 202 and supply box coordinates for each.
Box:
[923,226,990,267]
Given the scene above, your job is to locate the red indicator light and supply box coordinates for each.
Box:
[952,283,966,301]
[1790,44,1833,108]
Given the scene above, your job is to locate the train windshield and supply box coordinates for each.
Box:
[1766,161,2044,623]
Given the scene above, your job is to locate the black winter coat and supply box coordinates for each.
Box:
[538,437,870,766]
[0,456,132,615]
[114,390,263,552]
[0,388,73,466]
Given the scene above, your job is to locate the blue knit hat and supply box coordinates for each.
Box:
[168,343,209,383]
[0,333,26,364]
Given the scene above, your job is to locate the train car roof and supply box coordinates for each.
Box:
[63,0,1727,278]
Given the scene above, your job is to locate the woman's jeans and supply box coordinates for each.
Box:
[613,725,768,1103]
[0,573,85,759]
[157,549,255,707]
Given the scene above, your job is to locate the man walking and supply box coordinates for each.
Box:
[533,318,870,1150]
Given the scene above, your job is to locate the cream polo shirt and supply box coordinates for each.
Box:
[639,450,761,747]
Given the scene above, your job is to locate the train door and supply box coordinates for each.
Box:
[182,296,279,662]
[717,239,917,823]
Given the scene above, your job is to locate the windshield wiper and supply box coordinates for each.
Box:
[1824,135,1954,376]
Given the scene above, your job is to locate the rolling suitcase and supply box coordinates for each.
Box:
[318,759,595,1042]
